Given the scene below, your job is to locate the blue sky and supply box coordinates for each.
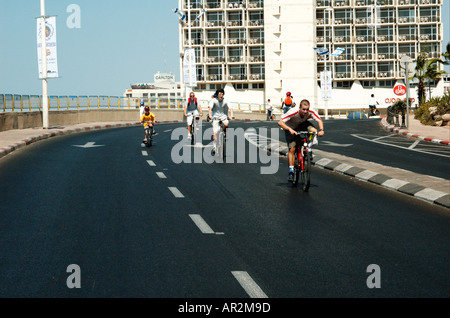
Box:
[0,0,449,97]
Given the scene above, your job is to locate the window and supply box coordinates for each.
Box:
[398,26,416,41]
[420,25,439,41]
[334,81,352,88]
[207,47,224,62]
[249,29,264,44]
[249,46,264,61]
[228,29,246,44]
[377,26,394,41]
[360,81,376,87]
[398,8,415,23]
[249,11,264,25]
[377,44,396,59]
[398,43,415,58]
[356,45,372,59]
[207,29,222,44]
[206,11,223,25]
[334,9,353,24]
[334,27,351,42]
[229,65,247,80]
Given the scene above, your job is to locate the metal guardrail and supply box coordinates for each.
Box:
[0,94,270,113]
[0,94,188,112]
[386,106,400,127]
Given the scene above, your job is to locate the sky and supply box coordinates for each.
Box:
[0,0,449,97]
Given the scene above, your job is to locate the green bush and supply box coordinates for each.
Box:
[390,99,406,114]
[414,93,450,125]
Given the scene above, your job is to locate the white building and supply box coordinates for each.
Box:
[178,0,445,113]
[123,72,184,107]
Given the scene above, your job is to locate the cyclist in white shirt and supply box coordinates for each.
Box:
[208,88,234,155]
[184,92,203,140]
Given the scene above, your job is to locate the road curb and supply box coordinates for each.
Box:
[380,120,450,146]
[0,122,140,160]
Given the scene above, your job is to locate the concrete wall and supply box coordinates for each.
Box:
[0,109,268,132]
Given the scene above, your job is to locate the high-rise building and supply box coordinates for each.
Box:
[178,0,445,112]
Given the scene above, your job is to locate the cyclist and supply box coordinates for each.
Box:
[140,106,156,143]
[368,94,379,116]
[184,91,203,140]
[208,88,234,155]
[281,92,296,114]
[278,99,324,182]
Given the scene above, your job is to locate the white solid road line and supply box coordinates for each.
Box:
[168,187,184,198]
[147,160,156,166]
[231,271,268,298]
[189,214,215,234]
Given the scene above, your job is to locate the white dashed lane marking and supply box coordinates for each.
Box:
[168,187,184,198]
[231,271,268,298]
[156,172,167,179]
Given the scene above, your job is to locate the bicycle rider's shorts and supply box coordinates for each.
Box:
[186,110,200,126]
[284,121,315,149]
[212,114,229,133]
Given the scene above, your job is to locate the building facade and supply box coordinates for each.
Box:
[123,72,184,107]
[178,0,445,112]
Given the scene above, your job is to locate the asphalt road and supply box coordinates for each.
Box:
[0,120,448,298]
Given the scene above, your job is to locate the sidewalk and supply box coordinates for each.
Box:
[0,117,449,208]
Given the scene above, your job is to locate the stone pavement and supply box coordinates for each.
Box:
[0,116,449,209]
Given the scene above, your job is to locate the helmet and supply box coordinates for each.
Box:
[144,106,150,111]
[140,101,144,106]
[286,92,291,96]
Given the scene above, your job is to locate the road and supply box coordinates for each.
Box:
[0,120,448,298]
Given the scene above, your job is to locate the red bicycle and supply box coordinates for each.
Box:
[292,131,315,191]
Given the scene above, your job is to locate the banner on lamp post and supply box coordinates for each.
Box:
[183,48,197,88]
[320,71,332,100]
[37,16,58,79]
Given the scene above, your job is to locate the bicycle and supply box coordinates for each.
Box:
[267,109,275,121]
[292,131,316,191]
[187,113,200,145]
[143,121,154,147]
[368,107,380,118]
[212,116,233,160]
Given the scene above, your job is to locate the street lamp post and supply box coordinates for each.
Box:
[186,0,193,99]
[401,55,412,130]
[324,8,333,120]
[40,0,49,129]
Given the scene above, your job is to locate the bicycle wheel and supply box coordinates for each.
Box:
[301,150,311,191]
[190,122,195,145]
[222,130,226,160]
[292,151,300,187]
[145,129,151,148]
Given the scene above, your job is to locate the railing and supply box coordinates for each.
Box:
[0,94,270,114]
[0,94,187,112]
[386,106,400,127]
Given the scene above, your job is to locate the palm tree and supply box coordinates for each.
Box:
[443,42,450,65]
[410,53,446,105]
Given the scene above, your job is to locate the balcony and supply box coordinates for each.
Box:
[207,75,222,81]
[335,73,351,79]
[249,74,264,80]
